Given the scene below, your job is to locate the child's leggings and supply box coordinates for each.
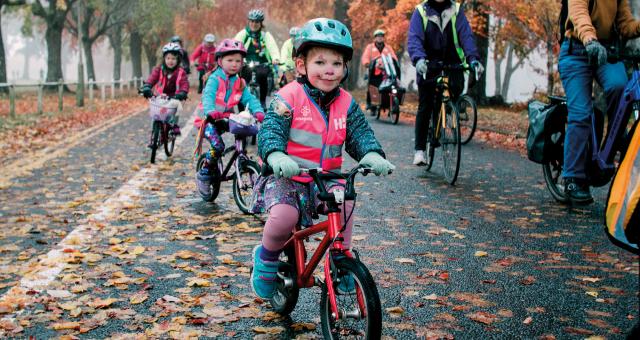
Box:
[204,122,225,160]
[260,187,354,261]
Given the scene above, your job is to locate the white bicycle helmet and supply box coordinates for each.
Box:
[204,33,216,43]
[162,42,182,56]
[247,9,264,21]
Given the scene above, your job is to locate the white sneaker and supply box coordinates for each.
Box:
[413,150,427,166]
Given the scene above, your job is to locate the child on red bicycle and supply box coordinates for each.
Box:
[195,39,264,198]
[250,18,395,299]
[141,42,189,136]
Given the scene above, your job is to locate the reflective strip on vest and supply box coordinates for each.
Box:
[214,76,244,113]
[416,1,467,66]
[277,81,351,183]
[154,67,185,95]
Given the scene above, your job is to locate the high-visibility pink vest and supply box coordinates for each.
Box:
[154,67,186,96]
[278,81,351,183]
[214,75,245,115]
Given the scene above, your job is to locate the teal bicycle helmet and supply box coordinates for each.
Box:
[294,18,353,61]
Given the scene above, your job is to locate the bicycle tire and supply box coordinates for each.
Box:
[543,160,569,203]
[392,96,400,125]
[320,256,382,340]
[269,246,300,315]
[441,101,461,185]
[458,95,477,145]
[150,121,161,164]
[164,123,176,157]
[196,154,221,202]
[232,158,260,214]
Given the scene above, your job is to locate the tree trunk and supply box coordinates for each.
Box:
[82,38,95,83]
[334,0,358,89]
[0,12,6,90]
[494,51,502,97]
[109,25,123,84]
[546,40,555,96]
[469,0,489,104]
[143,41,158,74]
[130,29,143,78]
[44,20,65,84]
[500,44,514,100]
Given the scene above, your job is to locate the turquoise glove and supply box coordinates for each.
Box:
[358,152,395,176]
[267,151,300,178]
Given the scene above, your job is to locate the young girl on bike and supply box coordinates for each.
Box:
[195,39,264,198]
[250,18,395,299]
[141,42,189,136]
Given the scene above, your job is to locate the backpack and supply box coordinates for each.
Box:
[526,99,567,164]
[558,0,594,43]
[605,120,640,254]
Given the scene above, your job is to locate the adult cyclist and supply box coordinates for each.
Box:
[191,33,217,94]
[171,35,191,75]
[279,26,299,85]
[558,0,640,205]
[361,29,399,115]
[234,9,281,109]
[407,0,483,166]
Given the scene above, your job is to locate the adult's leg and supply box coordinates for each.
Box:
[596,61,628,121]
[558,41,594,180]
[415,81,436,151]
[256,65,270,108]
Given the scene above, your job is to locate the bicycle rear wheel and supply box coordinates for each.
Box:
[441,101,461,185]
[543,159,568,203]
[150,121,161,164]
[164,123,176,157]
[458,95,477,145]
[320,256,382,339]
[196,154,221,202]
[232,158,260,214]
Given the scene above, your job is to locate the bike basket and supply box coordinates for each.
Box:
[229,120,258,137]
[526,100,567,164]
[149,98,179,121]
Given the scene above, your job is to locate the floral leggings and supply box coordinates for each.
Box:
[203,121,227,160]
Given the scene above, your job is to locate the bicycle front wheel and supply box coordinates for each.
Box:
[320,257,382,340]
[458,95,477,145]
[441,101,461,185]
[232,158,260,214]
[150,121,161,164]
[164,123,176,157]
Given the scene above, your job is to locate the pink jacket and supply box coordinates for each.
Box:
[191,44,217,72]
[145,66,189,97]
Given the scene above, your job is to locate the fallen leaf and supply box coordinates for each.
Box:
[89,298,118,309]
[467,311,499,325]
[474,251,488,257]
[47,290,73,299]
[291,322,316,331]
[523,316,533,325]
[586,291,599,298]
[394,258,415,264]
[187,278,211,287]
[130,292,148,304]
[253,326,284,334]
[52,322,81,330]
[386,306,405,316]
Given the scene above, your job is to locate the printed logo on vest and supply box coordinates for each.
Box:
[334,117,346,130]
[234,94,242,101]
[295,105,313,122]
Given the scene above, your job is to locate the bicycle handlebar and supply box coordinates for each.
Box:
[260,165,374,202]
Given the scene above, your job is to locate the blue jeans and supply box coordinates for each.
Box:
[558,40,627,179]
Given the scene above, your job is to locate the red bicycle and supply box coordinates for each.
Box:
[262,166,382,339]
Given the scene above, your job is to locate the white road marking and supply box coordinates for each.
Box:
[0,106,198,316]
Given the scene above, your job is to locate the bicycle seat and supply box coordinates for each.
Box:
[548,95,566,104]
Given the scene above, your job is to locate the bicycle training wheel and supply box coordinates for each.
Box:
[320,256,382,339]
[458,95,477,145]
[270,246,300,316]
[441,101,461,185]
[232,158,260,214]
[196,154,221,202]
[164,123,176,157]
[150,121,161,164]
[392,96,400,125]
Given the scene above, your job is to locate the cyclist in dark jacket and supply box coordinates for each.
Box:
[407,0,483,166]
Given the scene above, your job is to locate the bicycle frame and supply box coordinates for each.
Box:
[216,135,250,183]
[595,58,640,170]
[433,74,453,139]
[277,168,369,321]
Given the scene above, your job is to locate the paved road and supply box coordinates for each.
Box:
[0,105,637,339]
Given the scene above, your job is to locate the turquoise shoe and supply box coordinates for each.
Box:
[251,245,279,299]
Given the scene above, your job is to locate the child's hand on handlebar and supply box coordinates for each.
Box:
[255,112,265,123]
[358,152,395,176]
[267,151,300,178]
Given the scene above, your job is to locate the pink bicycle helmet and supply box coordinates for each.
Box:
[215,39,247,59]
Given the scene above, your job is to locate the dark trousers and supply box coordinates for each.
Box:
[366,73,384,108]
[241,64,271,109]
[415,70,464,151]
[197,69,206,94]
